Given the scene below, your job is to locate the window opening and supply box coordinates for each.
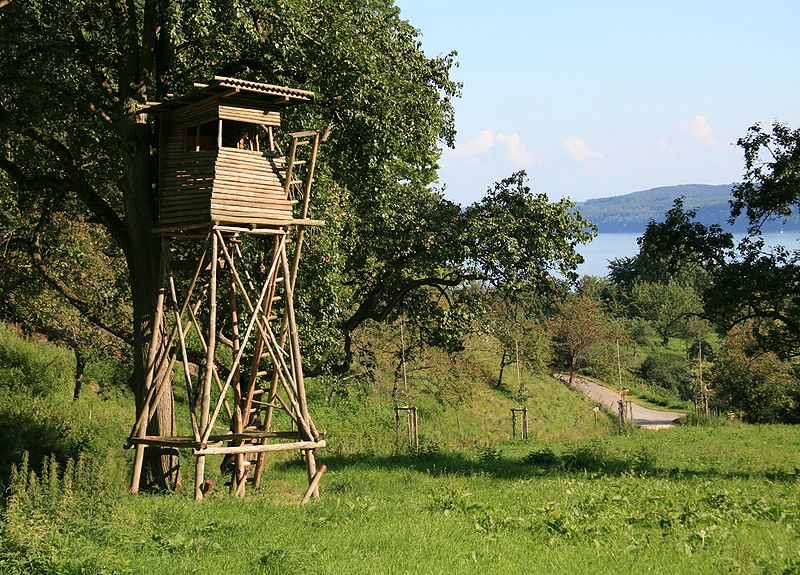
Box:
[222,121,259,151]
[184,120,218,151]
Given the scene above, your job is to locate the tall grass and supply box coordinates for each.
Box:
[0,325,132,485]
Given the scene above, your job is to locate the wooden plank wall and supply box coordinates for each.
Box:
[159,126,213,226]
[210,148,294,225]
[158,96,293,227]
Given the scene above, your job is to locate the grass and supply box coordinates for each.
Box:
[2,426,798,574]
[1,324,799,574]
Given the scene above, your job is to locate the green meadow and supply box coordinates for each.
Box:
[1,326,799,575]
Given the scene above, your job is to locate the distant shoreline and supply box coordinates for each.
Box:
[574,183,800,234]
[575,230,800,278]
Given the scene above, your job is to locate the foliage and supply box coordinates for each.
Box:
[709,329,800,423]
[731,122,800,233]
[0,452,122,574]
[609,197,733,290]
[704,235,800,360]
[549,294,622,382]
[706,122,800,360]
[482,289,553,389]
[628,280,703,346]
[638,351,692,400]
[464,171,595,290]
[0,324,131,483]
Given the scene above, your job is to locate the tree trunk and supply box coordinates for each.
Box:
[73,348,86,401]
[496,348,508,388]
[121,112,181,491]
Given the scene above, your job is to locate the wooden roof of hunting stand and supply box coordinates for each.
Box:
[143,76,321,230]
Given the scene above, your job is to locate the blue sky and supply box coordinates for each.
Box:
[395,1,800,204]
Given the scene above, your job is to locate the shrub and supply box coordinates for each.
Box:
[710,338,800,423]
[638,351,692,399]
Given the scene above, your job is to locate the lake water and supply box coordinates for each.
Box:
[575,231,800,278]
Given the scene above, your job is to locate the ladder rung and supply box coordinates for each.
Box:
[272,296,282,302]
[289,180,303,186]
[277,161,306,169]
[251,399,278,407]
[256,370,269,377]
[251,388,264,395]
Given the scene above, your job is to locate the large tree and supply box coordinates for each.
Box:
[0,1,594,488]
[0,0,464,488]
[704,122,800,359]
[608,197,733,290]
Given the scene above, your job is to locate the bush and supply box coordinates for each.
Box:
[710,338,800,423]
[0,325,131,483]
[638,351,692,399]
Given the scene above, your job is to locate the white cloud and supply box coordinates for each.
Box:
[462,130,496,155]
[686,115,726,151]
[495,133,534,165]
[450,130,537,167]
[563,138,603,162]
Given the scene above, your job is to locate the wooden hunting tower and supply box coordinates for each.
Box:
[127,77,326,501]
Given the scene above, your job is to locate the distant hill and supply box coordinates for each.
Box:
[574,183,800,233]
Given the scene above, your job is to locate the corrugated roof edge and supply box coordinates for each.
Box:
[139,77,314,113]
[213,76,314,101]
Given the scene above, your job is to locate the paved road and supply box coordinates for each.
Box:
[555,373,686,429]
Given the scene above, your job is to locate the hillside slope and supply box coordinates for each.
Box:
[574,183,800,233]
[0,323,614,483]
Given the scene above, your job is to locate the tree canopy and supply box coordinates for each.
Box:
[0,1,594,420]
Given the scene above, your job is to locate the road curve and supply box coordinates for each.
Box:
[554,373,686,429]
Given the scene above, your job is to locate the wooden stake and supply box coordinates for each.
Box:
[522,406,529,440]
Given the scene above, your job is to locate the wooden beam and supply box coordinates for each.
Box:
[194,440,326,456]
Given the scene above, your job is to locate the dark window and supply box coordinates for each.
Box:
[184,121,218,151]
[222,121,259,151]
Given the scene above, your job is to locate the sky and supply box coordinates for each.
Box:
[394,1,800,205]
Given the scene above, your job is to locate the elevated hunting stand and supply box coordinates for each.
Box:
[127,77,325,501]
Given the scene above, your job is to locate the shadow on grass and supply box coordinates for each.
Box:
[276,444,800,484]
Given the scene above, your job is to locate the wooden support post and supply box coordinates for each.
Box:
[130,243,168,493]
[301,464,327,505]
[130,237,210,438]
[280,240,315,441]
[195,231,218,501]
[394,405,419,450]
[511,407,528,440]
[522,406,529,440]
[395,406,401,448]
[412,407,419,451]
[511,408,517,439]
[228,247,248,498]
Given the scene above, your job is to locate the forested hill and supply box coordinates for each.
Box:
[574,183,800,233]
